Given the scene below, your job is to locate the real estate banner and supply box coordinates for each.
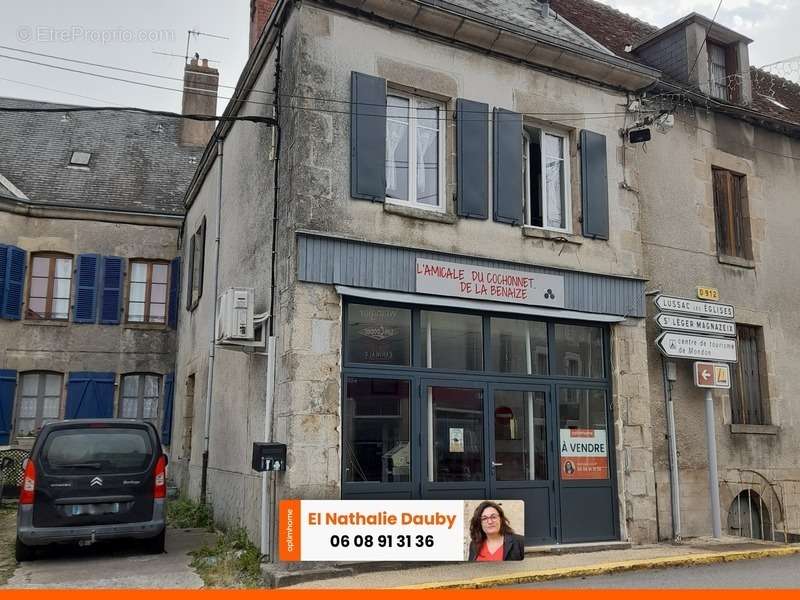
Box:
[278,499,525,561]
[559,428,609,480]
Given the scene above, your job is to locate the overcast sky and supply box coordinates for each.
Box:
[0,1,796,113]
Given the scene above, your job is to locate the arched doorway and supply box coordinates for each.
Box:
[727,490,773,540]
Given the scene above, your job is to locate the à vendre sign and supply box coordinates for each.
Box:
[415,258,565,308]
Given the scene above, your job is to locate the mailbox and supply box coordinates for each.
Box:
[252,442,287,472]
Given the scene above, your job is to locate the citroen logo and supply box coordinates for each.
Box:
[90,477,103,487]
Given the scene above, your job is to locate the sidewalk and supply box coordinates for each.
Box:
[283,536,800,589]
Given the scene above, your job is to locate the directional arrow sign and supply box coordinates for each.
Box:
[656,332,737,362]
[654,294,734,320]
[655,313,736,337]
[694,362,731,389]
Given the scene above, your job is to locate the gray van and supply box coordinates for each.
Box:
[16,420,167,561]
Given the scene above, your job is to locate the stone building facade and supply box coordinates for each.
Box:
[0,56,214,450]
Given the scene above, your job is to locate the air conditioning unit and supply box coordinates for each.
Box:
[216,287,255,342]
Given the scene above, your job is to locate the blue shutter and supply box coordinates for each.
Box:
[350,71,387,201]
[65,372,115,419]
[161,372,175,445]
[580,129,610,240]
[1,245,26,320]
[73,254,100,323]
[168,256,181,330]
[99,256,124,325]
[0,245,6,317]
[0,370,17,445]
[492,108,523,225]
[456,99,489,219]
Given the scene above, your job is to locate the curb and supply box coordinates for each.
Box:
[396,546,800,589]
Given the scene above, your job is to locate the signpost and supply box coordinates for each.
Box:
[656,332,737,362]
[654,292,737,540]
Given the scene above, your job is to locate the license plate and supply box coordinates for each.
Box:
[69,502,121,516]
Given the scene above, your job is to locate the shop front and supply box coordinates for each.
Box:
[296,232,646,546]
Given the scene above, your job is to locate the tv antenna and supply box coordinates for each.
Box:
[185,29,229,64]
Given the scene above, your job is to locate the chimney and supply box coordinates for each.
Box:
[538,0,550,18]
[250,0,278,53]
[180,53,220,146]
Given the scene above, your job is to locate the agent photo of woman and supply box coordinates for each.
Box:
[467,500,525,561]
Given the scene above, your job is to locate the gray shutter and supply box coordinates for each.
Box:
[580,129,609,240]
[492,108,523,225]
[350,72,386,201]
[456,99,489,219]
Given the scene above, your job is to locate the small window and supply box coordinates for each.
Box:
[26,253,73,321]
[731,325,768,425]
[385,91,445,210]
[346,304,411,366]
[708,42,728,101]
[523,126,570,231]
[119,373,162,424]
[69,151,91,166]
[712,167,752,260]
[127,260,169,324]
[187,218,206,311]
[16,372,62,437]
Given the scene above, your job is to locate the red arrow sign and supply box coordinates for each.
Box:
[694,361,731,389]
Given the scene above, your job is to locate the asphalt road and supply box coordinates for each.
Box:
[508,554,800,588]
[3,527,215,588]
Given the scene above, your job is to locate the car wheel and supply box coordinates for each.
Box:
[142,528,166,554]
[15,537,37,562]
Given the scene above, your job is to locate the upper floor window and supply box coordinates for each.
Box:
[731,325,767,425]
[26,253,73,321]
[119,373,161,424]
[712,167,752,260]
[16,371,62,436]
[187,218,206,311]
[523,126,570,231]
[128,260,169,324]
[708,42,728,101]
[385,92,445,211]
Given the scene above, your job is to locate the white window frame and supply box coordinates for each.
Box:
[523,125,572,233]
[708,42,728,101]
[14,372,63,437]
[385,90,446,212]
[119,373,162,424]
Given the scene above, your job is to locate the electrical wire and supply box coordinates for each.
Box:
[0,77,121,106]
[0,104,275,124]
[0,50,634,119]
[687,0,724,81]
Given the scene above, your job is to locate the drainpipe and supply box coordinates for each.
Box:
[662,356,681,541]
[200,139,224,505]
[261,15,284,561]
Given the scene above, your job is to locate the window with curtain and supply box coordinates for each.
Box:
[708,42,729,101]
[16,372,62,436]
[127,260,169,323]
[385,91,444,210]
[712,167,752,260]
[523,126,570,231]
[26,253,73,320]
[120,373,161,423]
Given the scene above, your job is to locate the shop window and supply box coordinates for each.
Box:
[553,324,604,378]
[558,388,609,480]
[731,325,768,425]
[428,386,484,482]
[343,377,410,482]
[386,91,445,211]
[346,304,411,366]
[26,253,73,320]
[490,317,548,374]
[421,310,483,371]
[712,168,752,260]
[120,373,161,424]
[16,372,62,436]
[127,260,169,324]
[523,126,570,231]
